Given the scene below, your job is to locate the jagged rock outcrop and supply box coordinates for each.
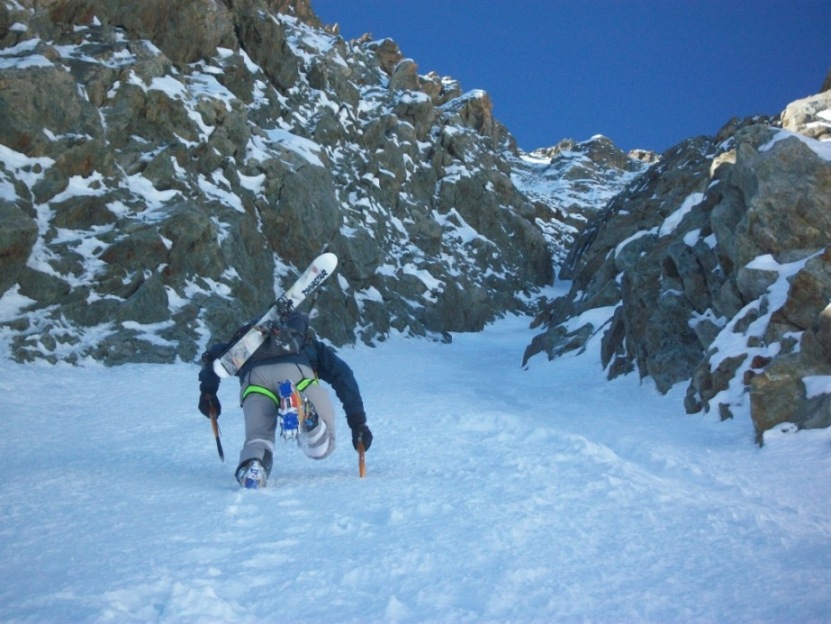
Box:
[0,0,553,365]
[523,90,831,443]
[510,136,656,266]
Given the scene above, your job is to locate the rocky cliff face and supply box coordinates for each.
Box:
[0,0,554,365]
[4,0,829,443]
[523,86,831,443]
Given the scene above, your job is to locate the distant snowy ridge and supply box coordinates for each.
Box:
[510,135,655,266]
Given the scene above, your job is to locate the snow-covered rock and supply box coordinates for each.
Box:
[524,91,831,442]
[0,0,554,364]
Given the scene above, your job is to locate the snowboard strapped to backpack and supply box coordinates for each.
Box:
[212,253,337,378]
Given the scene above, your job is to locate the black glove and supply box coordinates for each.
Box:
[351,423,372,451]
[199,392,221,418]
[198,347,223,418]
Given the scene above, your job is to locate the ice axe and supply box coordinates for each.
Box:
[209,405,225,462]
[357,436,366,478]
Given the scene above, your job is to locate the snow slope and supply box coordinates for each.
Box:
[1,307,830,623]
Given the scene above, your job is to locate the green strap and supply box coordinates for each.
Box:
[242,384,279,405]
[242,379,319,405]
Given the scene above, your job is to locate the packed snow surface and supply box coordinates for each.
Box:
[1,312,830,623]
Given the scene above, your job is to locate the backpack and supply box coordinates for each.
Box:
[260,311,310,357]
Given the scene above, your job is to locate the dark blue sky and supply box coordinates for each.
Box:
[310,1,830,154]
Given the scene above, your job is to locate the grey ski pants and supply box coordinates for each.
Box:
[238,362,336,472]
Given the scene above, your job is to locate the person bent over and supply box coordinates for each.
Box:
[198,312,372,488]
